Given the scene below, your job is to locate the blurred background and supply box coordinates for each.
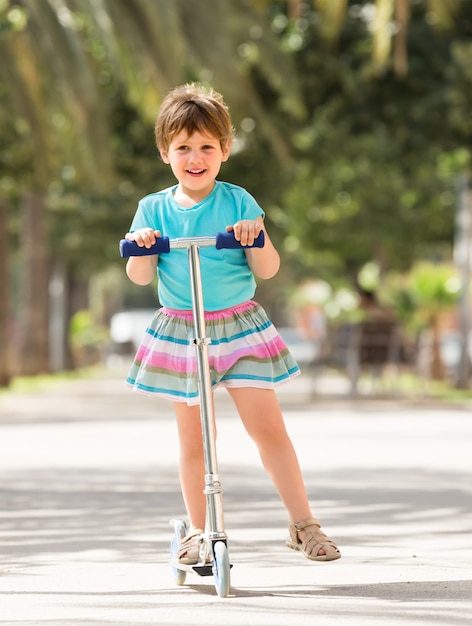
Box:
[0,0,471,398]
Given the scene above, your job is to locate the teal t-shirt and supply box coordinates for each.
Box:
[129,181,265,311]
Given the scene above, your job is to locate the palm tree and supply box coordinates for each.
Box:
[383,263,461,380]
[78,0,304,159]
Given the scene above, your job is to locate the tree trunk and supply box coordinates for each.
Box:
[393,0,410,77]
[0,198,11,386]
[18,192,50,375]
[430,315,445,381]
[49,261,71,372]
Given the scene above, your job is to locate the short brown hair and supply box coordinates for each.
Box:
[155,83,234,154]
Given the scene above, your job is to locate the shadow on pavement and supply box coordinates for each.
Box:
[1,463,471,563]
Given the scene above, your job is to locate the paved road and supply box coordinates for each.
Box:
[0,374,471,625]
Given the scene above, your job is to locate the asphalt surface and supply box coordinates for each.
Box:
[0,372,471,625]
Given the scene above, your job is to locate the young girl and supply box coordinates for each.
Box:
[124,83,341,564]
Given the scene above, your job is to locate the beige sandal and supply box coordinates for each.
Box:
[286,518,341,562]
[177,528,204,565]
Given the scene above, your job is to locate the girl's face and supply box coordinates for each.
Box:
[160,129,231,203]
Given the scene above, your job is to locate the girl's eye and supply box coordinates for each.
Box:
[174,144,216,152]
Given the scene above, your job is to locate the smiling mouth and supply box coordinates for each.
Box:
[187,169,205,175]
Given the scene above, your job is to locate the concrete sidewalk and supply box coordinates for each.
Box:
[0,374,471,625]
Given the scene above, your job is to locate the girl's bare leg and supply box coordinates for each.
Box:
[227,387,327,556]
[173,401,207,531]
[227,387,311,521]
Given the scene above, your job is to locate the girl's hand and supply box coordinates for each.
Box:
[226,219,263,247]
[124,228,160,286]
[125,228,161,249]
[227,218,280,279]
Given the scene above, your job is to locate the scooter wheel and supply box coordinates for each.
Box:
[212,541,230,598]
[170,520,187,586]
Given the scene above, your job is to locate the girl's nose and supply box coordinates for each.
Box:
[188,149,202,163]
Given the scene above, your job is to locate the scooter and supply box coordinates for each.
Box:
[120,230,264,597]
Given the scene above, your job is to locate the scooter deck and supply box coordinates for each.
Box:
[169,559,233,577]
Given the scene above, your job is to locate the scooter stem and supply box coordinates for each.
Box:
[187,244,225,538]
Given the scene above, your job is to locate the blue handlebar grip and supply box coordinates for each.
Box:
[215,230,265,250]
[119,237,170,258]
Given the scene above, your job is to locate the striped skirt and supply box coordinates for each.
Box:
[126,300,300,405]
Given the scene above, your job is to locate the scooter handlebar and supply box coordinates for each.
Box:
[215,230,265,250]
[119,231,264,258]
[119,237,170,258]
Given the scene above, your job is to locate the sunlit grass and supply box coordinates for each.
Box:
[424,379,472,402]
[358,370,472,403]
[0,366,109,397]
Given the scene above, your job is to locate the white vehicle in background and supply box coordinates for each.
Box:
[109,309,157,354]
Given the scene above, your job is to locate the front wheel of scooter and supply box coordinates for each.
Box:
[170,520,187,586]
[213,541,230,598]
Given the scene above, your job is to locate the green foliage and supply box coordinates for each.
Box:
[69,309,108,366]
[1,0,302,270]
[380,262,461,332]
[272,1,472,283]
[3,1,471,282]
[0,1,28,33]
[69,309,107,344]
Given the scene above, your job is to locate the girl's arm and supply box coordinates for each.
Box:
[124,228,160,285]
[226,218,280,280]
